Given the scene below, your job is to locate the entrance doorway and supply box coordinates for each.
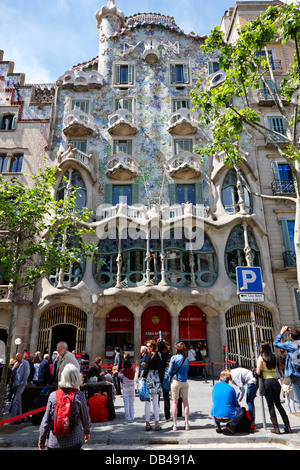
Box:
[225,303,273,369]
[51,324,77,353]
[37,304,87,354]
[141,306,171,347]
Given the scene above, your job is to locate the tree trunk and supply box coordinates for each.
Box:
[0,282,17,420]
[295,195,300,289]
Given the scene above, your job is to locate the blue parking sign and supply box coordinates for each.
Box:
[236,267,263,293]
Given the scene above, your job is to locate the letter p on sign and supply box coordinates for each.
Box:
[236,267,263,294]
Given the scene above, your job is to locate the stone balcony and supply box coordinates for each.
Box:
[57,143,93,174]
[56,70,103,91]
[105,152,139,180]
[107,108,139,136]
[167,108,199,135]
[167,152,203,180]
[62,108,95,137]
[96,201,207,222]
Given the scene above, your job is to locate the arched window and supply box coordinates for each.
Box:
[225,225,260,282]
[93,228,148,288]
[48,233,85,288]
[222,169,252,214]
[57,170,87,210]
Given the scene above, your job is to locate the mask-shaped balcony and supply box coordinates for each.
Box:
[63,108,95,138]
[105,153,139,180]
[167,108,198,135]
[56,70,103,91]
[167,153,203,180]
[107,108,139,136]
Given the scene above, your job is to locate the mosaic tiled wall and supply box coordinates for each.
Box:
[53,24,214,207]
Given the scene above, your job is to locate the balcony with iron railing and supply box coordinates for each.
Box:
[271,178,297,194]
[265,131,288,147]
[62,108,95,137]
[107,108,139,136]
[167,108,199,135]
[257,88,288,106]
[283,251,296,268]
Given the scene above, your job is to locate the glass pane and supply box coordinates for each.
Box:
[130,250,144,271]
[120,65,128,84]
[0,155,8,172]
[278,164,293,181]
[176,65,184,83]
[287,221,295,252]
[177,185,195,204]
[167,250,181,271]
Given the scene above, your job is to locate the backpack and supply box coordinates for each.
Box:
[235,407,255,433]
[52,388,78,436]
[291,340,300,373]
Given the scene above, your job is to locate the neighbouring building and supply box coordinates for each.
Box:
[0,0,298,371]
[0,49,54,360]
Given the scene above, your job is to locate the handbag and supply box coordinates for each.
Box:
[136,377,150,402]
[163,357,185,391]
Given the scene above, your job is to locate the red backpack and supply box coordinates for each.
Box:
[52,388,78,436]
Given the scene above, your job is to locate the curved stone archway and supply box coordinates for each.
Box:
[37,304,87,354]
[225,303,274,369]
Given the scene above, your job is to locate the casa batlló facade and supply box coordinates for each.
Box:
[0,0,298,369]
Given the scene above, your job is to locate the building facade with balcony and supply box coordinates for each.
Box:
[0,50,54,359]
[0,0,299,369]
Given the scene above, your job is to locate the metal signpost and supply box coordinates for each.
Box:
[236,267,266,429]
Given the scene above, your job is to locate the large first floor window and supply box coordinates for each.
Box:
[57,169,87,210]
[225,225,261,282]
[93,229,217,288]
[222,169,252,214]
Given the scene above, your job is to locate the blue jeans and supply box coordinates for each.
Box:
[246,383,257,423]
[214,407,244,430]
[291,375,300,410]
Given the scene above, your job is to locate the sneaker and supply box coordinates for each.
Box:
[215,423,222,434]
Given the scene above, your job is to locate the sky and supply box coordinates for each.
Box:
[0,0,294,84]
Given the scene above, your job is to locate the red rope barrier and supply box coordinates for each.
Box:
[0,406,46,426]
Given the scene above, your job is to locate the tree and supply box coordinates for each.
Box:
[0,164,96,419]
[191,1,300,286]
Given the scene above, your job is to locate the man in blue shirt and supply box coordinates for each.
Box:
[11,352,30,423]
[274,325,300,411]
[211,369,244,434]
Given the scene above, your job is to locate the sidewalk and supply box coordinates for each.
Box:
[1,377,300,450]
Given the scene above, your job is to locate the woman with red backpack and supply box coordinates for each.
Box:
[38,364,90,450]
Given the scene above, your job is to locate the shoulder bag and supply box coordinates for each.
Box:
[163,356,185,391]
